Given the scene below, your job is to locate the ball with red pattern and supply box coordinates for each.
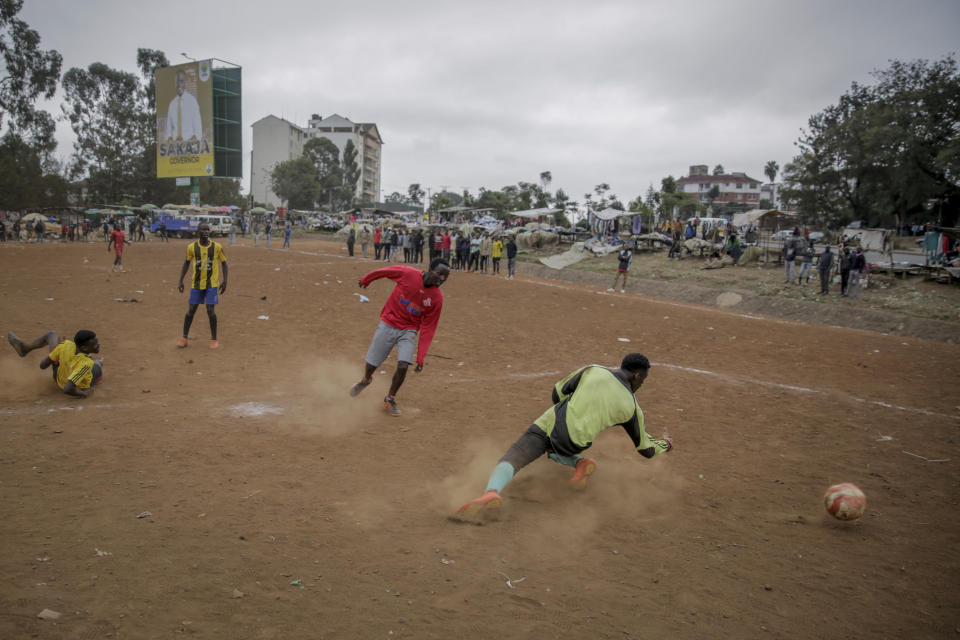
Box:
[824,482,867,521]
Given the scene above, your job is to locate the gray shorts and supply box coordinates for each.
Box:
[364,321,417,367]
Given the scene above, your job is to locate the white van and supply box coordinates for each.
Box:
[193,214,232,236]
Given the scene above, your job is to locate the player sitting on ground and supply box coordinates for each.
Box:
[7,329,103,398]
[456,353,672,519]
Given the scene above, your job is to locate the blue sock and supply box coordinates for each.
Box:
[485,461,515,494]
[548,453,580,468]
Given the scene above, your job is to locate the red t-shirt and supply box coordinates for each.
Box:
[359,265,444,366]
[441,234,451,250]
[110,230,125,255]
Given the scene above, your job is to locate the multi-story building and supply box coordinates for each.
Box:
[305,114,382,204]
[676,165,763,209]
[250,115,307,208]
[250,113,383,208]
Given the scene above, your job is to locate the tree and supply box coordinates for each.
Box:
[707,185,720,211]
[407,183,425,205]
[341,138,361,205]
[384,191,406,204]
[303,137,342,208]
[764,160,779,185]
[61,62,149,204]
[270,157,317,210]
[712,164,725,175]
[786,56,960,227]
[0,0,62,149]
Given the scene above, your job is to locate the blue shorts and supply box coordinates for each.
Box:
[189,288,219,305]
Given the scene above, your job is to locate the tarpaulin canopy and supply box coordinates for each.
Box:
[593,207,632,221]
[510,207,562,219]
[731,209,796,229]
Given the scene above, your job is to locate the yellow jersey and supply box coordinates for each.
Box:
[49,340,95,390]
[492,240,504,259]
[186,241,227,289]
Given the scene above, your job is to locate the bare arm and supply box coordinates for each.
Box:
[177,260,190,292]
[219,262,228,294]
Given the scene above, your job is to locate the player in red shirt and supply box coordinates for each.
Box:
[349,258,450,416]
[107,224,130,272]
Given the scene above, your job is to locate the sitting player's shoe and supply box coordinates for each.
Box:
[569,457,597,490]
[176,337,188,348]
[7,332,26,357]
[455,490,502,519]
[209,339,219,350]
[349,378,372,397]
[383,395,400,417]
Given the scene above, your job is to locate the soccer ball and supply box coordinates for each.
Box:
[824,483,867,521]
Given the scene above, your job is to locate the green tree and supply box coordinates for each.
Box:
[0,0,62,150]
[407,183,425,205]
[270,157,317,210]
[385,191,406,204]
[707,184,720,211]
[303,136,342,208]
[787,56,960,227]
[712,164,725,175]
[61,62,149,204]
[764,160,779,185]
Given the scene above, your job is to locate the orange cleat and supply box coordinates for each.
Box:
[569,457,596,490]
[176,337,188,348]
[455,490,502,519]
[209,340,219,350]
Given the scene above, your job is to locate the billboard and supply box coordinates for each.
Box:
[156,60,215,178]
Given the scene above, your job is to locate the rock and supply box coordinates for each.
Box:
[716,292,743,308]
[37,609,61,620]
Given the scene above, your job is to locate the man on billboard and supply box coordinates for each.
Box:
[165,69,203,142]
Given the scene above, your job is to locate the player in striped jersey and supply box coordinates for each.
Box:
[177,223,228,349]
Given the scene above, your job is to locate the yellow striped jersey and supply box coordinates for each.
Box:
[186,240,227,289]
[49,340,96,390]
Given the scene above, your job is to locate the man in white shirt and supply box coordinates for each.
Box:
[165,69,203,142]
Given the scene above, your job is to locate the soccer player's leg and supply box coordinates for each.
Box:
[456,425,549,519]
[7,330,59,357]
[352,322,394,397]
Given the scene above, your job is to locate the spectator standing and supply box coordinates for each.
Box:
[784,228,800,284]
[818,245,834,295]
[265,219,272,248]
[847,247,867,299]
[797,238,814,284]
[839,246,853,296]
[373,226,383,260]
[468,232,481,272]
[492,236,504,275]
[479,233,492,273]
[413,229,424,264]
[609,243,633,293]
[359,225,371,259]
[402,229,412,262]
[283,221,292,249]
[441,231,452,263]
[346,226,355,256]
[229,218,238,245]
[506,236,518,279]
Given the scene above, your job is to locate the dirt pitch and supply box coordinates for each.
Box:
[1,236,958,640]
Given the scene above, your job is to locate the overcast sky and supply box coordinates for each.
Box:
[21,0,960,206]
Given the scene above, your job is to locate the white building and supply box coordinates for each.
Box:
[250,112,383,208]
[675,165,763,209]
[250,115,307,208]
